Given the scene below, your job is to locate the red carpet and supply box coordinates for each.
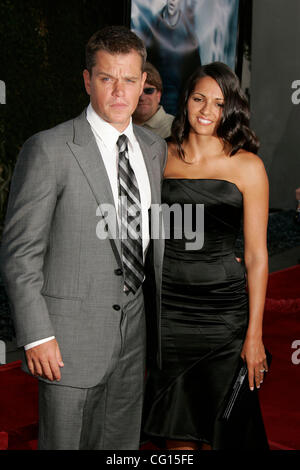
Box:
[260,265,300,450]
[0,265,299,450]
[264,264,300,313]
[0,361,38,450]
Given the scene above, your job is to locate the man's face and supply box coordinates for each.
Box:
[133,82,162,123]
[167,0,181,16]
[83,50,146,132]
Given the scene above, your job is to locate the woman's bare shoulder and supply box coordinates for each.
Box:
[233,150,268,190]
[234,150,266,176]
[234,149,263,164]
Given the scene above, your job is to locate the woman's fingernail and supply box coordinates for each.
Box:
[250,387,254,391]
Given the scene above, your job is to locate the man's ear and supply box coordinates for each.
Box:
[83,69,91,96]
[143,71,147,85]
[157,90,162,104]
[139,71,147,96]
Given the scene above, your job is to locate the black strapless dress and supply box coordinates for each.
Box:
[143,179,269,450]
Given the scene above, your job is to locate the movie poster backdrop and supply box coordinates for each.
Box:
[131,0,240,115]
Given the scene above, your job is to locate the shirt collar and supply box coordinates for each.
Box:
[86,103,136,152]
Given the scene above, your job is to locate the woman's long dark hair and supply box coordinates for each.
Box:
[171,62,259,159]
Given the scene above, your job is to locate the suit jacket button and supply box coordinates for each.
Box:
[114,268,123,276]
[113,304,121,311]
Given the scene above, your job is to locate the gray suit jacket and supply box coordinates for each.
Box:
[0,110,167,388]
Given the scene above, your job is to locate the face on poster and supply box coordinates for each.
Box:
[131,0,240,115]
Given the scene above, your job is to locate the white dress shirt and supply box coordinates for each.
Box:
[86,103,151,256]
[25,103,151,351]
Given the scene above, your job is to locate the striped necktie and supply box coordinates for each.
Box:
[117,134,144,295]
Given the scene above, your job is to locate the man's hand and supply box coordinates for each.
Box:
[25,339,64,381]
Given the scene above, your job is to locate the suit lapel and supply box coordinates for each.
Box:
[133,126,165,263]
[133,125,160,206]
[67,111,122,265]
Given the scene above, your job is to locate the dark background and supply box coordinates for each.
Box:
[250,0,300,210]
[0,0,131,230]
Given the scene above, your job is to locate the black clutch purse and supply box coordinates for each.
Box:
[221,349,272,421]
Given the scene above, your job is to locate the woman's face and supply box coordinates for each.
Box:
[187,76,224,137]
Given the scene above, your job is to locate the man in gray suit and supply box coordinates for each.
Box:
[0,26,167,450]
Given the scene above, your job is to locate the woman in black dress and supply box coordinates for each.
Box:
[143,62,269,450]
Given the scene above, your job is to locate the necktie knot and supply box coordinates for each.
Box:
[117,134,128,153]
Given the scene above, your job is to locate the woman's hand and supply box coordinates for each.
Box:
[240,336,268,390]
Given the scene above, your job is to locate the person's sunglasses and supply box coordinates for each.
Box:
[143,87,156,95]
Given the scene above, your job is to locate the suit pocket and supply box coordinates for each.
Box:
[43,294,82,317]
